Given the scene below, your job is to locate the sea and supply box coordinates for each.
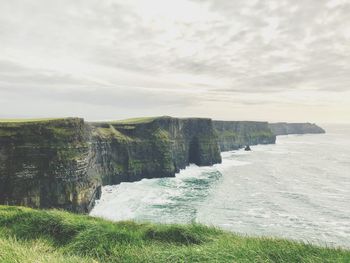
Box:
[90,124,350,248]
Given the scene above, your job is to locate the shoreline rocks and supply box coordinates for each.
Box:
[244,145,251,151]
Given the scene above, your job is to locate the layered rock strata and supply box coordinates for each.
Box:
[213,121,276,151]
[268,122,325,135]
[0,117,221,212]
[0,118,101,213]
[1,116,324,213]
[89,116,222,185]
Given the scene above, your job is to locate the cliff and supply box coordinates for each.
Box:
[213,121,276,151]
[0,118,101,213]
[1,117,323,213]
[89,116,221,185]
[0,116,221,212]
[268,122,325,136]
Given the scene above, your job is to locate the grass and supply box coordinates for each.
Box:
[92,125,134,141]
[0,118,68,123]
[0,206,349,263]
[110,116,169,124]
[0,237,95,263]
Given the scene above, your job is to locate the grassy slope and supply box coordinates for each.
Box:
[109,116,163,124]
[0,206,349,263]
[0,118,67,123]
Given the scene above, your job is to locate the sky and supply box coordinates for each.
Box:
[0,0,349,123]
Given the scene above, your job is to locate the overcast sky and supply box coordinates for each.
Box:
[1,0,349,122]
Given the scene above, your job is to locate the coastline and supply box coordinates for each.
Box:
[91,129,350,249]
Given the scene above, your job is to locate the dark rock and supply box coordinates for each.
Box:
[268,122,326,136]
[244,145,251,151]
[0,116,222,213]
[0,116,324,214]
[89,116,222,185]
[0,118,101,213]
[213,121,276,152]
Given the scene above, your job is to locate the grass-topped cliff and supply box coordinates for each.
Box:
[0,116,325,214]
[268,122,326,135]
[0,116,221,212]
[213,121,276,151]
[0,118,101,213]
[89,116,221,185]
[0,206,349,263]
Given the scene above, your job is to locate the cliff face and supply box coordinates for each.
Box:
[213,121,276,151]
[0,117,221,212]
[268,123,325,136]
[90,117,222,185]
[1,117,323,213]
[0,118,101,213]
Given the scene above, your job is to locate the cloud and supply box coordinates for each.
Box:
[0,0,349,122]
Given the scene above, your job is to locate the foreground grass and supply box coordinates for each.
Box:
[0,206,348,263]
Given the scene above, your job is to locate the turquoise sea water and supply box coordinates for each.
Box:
[91,124,350,248]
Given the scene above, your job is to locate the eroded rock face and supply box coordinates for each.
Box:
[0,117,221,212]
[2,117,322,213]
[0,118,101,213]
[89,117,222,185]
[213,121,276,151]
[268,123,326,136]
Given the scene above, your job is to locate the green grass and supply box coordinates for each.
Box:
[110,116,168,124]
[0,237,95,263]
[92,125,134,141]
[0,118,67,123]
[0,206,349,263]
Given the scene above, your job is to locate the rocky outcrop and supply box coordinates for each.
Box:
[0,117,221,212]
[0,118,101,213]
[1,116,323,213]
[268,122,325,136]
[213,121,276,151]
[89,116,222,185]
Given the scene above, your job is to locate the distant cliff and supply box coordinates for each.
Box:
[89,116,221,185]
[0,117,221,212]
[213,121,276,151]
[268,123,325,136]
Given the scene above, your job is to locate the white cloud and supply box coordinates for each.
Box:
[0,0,349,122]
